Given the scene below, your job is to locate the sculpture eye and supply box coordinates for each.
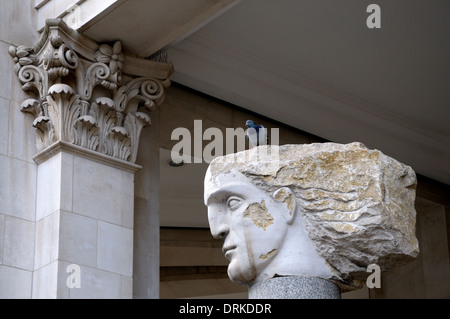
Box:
[227,196,243,210]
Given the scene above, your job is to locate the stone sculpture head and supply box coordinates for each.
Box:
[204,142,419,290]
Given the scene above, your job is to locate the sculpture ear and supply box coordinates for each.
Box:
[272,187,296,224]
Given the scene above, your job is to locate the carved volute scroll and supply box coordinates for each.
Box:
[9,19,173,164]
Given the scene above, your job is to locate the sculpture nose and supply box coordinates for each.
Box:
[212,223,229,240]
[208,207,229,240]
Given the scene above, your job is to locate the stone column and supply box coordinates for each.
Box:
[9,19,173,298]
[33,143,139,298]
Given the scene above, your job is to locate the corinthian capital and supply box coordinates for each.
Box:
[9,19,173,164]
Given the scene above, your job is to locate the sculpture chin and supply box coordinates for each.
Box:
[227,259,256,286]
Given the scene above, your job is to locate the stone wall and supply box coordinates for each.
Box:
[0,0,39,298]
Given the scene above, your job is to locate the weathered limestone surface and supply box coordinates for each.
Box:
[205,142,419,290]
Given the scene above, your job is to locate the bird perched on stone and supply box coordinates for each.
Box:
[245,120,268,148]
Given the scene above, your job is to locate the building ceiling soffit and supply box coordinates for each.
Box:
[171,32,448,147]
[167,35,450,184]
[80,0,243,57]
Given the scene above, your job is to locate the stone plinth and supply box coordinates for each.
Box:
[249,276,340,299]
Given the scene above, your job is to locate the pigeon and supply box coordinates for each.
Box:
[245,120,268,148]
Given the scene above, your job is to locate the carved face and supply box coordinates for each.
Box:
[204,170,294,285]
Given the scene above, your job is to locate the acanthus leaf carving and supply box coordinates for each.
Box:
[10,19,173,164]
[33,116,53,152]
[46,84,81,143]
[73,115,99,151]
[124,111,151,163]
[105,126,131,161]
[90,97,116,155]
[21,99,42,118]
[21,99,52,152]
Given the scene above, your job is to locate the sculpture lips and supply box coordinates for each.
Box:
[223,245,236,260]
